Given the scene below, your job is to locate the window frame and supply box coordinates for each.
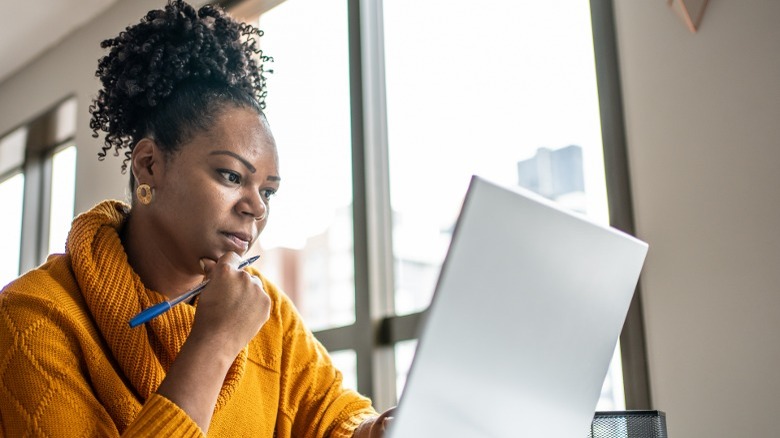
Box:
[219,0,651,411]
[10,96,78,274]
[589,0,651,409]
[0,128,27,286]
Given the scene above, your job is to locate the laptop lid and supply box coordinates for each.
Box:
[387,176,648,438]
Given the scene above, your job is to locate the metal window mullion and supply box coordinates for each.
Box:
[19,154,44,273]
[357,0,393,318]
[378,311,426,345]
[348,0,397,411]
[589,0,652,410]
[313,325,360,352]
[19,104,62,272]
[38,150,55,261]
[360,0,398,411]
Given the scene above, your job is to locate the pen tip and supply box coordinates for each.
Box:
[237,254,261,269]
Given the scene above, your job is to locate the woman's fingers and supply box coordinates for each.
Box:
[199,257,217,274]
[190,252,271,357]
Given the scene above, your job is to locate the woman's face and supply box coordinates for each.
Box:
[142,105,280,271]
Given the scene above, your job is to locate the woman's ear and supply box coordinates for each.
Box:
[130,138,160,185]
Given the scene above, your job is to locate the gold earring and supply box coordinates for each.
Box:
[136,183,154,205]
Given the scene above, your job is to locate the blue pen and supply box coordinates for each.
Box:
[129,255,261,328]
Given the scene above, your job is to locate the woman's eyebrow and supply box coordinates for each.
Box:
[209,150,256,173]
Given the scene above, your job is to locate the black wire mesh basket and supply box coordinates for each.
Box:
[588,410,668,438]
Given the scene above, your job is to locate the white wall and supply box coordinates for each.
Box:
[614,1,780,436]
[0,0,206,215]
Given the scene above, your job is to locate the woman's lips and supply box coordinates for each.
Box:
[222,231,250,252]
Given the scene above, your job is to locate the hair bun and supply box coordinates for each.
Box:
[90,0,272,171]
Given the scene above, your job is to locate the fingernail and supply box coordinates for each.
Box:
[199,259,206,272]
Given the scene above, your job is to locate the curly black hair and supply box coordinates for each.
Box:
[89,0,272,174]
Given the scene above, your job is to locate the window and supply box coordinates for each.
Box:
[47,144,77,255]
[0,97,77,289]
[382,0,623,410]
[0,128,27,288]
[226,0,648,411]
[253,0,356,333]
[330,349,358,391]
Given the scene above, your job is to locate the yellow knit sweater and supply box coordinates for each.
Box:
[0,200,376,437]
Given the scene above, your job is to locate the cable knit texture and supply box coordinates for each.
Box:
[0,200,376,437]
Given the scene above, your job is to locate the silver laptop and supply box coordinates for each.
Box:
[387,176,648,438]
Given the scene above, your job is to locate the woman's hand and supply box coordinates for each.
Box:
[353,407,396,438]
[191,252,271,358]
[156,252,270,434]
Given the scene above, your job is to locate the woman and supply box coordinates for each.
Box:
[0,1,392,436]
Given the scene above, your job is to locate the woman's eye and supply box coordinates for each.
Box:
[218,170,241,184]
[262,189,276,200]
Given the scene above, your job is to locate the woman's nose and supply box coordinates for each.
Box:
[239,190,268,221]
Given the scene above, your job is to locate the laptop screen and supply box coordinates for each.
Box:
[387,176,648,438]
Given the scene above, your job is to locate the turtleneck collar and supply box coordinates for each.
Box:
[66,200,246,412]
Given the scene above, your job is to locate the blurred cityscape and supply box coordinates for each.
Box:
[258,144,623,408]
[261,144,587,324]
